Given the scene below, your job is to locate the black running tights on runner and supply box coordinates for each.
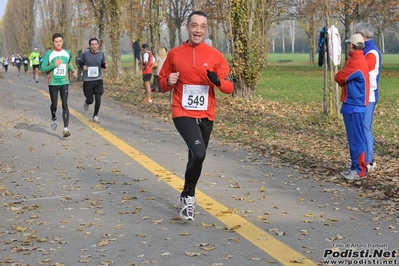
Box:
[173,117,213,197]
[49,85,69,127]
[83,80,103,117]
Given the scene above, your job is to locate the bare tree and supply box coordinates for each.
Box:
[286,20,299,53]
[36,0,70,50]
[281,22,286,53]
[368,0,399,53]
[335,0,376,60]
[193,0,229,51]
[85,0,108,49]
[296,0,324,64]
[166,0,192,48]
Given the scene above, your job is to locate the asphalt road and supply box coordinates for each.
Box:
[0,68,397,266]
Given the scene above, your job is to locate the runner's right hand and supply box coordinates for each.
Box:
[168,72,179,86]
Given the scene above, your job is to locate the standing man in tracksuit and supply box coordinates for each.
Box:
[335,34,370,181]
[354,22,381,172]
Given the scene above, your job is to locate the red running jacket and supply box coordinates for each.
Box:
[335,50,370,108]
[159,41,234,121]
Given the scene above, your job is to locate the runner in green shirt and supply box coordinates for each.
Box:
[29,48,41,83]
[40,33,77,137]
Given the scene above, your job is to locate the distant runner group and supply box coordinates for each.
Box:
[2,34,108,138]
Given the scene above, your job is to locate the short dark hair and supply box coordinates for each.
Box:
[89,38,99,45]
[141,43,148,49]
[187,11,208,25]
[52,33,63,41]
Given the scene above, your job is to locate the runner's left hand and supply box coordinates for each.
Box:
[207,69,220,86]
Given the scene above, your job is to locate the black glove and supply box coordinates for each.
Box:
[207,69,221,86]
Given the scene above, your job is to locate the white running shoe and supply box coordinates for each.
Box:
[340,168,351,176]
[367,162,377,172]
[63,128,70,138]
[51,119,57,130]
[341,170,365,181]
[83,101,89,111]
[180,195,195,221]
[92,116,100,123]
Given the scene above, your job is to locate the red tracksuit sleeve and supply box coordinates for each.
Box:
[159,54,174,92]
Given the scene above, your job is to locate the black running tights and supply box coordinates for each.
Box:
[49,85,69,127]
[173,117,213,197]
[83,80,103,117]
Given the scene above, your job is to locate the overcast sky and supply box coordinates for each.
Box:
[0,0,8,18]
[0,0,6,19]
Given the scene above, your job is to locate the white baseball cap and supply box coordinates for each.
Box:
[345,33,364,46]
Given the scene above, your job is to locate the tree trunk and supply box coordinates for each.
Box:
[282,23,285,53]
[344,15,350,61]
[323,17,339,118]
[308,19,315,64]
[150,0,160,53]
[323,35,328,115]
[230,0,268,100]
[177,26,183,45]
[166,5,177,49]
[108,0,122,79]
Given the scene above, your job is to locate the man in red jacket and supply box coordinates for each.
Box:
[159,11,234,221]
[335,34,370,180]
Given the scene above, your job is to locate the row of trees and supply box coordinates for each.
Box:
[272,19,399,54]
[1,0,399,103]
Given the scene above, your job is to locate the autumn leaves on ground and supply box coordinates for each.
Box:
[101,81,399,201]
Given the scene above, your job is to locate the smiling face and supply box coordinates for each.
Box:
[186,14,208,45]
[53,37,63,50]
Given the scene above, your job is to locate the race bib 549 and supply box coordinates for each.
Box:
[182,84,209,110]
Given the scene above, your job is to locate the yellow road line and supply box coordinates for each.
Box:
[33,85,316,265]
